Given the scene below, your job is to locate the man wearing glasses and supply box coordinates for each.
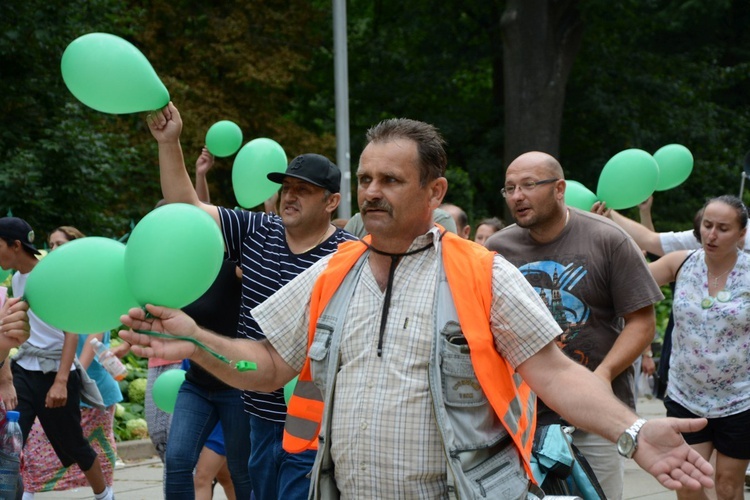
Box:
[485,151,663,500]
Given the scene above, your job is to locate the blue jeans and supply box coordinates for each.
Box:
[165,380,252,499]
[248,414,316,500]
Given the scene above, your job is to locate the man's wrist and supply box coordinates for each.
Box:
[642,350,653,358]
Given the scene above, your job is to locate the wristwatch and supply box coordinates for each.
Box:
[617,418,647,459]
[642,350,653,358]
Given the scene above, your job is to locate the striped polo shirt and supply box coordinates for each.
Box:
[218,206,357,422]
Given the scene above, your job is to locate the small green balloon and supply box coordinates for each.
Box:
[152,369,186,414]
[124,203,224,309]
[653,144,693,191]
[565,180,599,211]
[596,149,659,210]
[284,376,298,405]
[232,138,287,209]
[61,33,170,114]
[24,238,140,334]
[205,120,243,158]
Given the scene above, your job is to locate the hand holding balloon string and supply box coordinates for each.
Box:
[136,307,257,372]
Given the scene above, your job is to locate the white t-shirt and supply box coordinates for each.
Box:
[660,229,750,253]
[12,271,72,372]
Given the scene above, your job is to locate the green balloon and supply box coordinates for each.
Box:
[653,144,693,191]
[0,268,10,285]
[565,180,599,211]
[284,376,298,405]
[205,120,243,158]
[124,203,224,308]
[232,138,287,209]
[596,149,659,210]
[61,33,170,114]
[24,238,139,334]
[152,369,186,413]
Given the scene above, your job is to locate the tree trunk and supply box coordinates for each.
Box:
[501,0,583,167]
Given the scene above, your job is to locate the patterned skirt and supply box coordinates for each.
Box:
[21,406,117,492]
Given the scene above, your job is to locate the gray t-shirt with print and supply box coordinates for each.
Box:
[486,207,663,417]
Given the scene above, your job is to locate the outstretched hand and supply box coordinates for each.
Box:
[634,418,714,491]
[119,304,198,361]
[146,101,182,144]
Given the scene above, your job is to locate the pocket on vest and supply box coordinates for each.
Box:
[308,318,335,392]
[440,321,486,408]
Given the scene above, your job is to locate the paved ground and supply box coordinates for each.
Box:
[31,396,750,499]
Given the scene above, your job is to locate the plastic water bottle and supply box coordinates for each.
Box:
[90,337,128,381]
[0,410,23,496]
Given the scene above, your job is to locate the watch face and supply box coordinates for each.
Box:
[617,432,635,457]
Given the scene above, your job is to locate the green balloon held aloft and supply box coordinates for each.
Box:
[61,33,170,114]
[124,203,224,309]
[152,369,186,413]
[24,237,140,334]
[565,180,599,211]
[232,138,287,209]
[205,121,243,158]
[596,149,659,210]
[653,144,693,191]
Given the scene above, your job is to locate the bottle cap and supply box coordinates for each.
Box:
[5,411,19,422]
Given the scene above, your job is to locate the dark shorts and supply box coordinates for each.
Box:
[664,397,750,460]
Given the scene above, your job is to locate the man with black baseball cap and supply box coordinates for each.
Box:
[0,217,41,257]
[0,217,113,499]
[145,102,357,499]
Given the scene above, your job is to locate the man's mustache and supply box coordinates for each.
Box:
[361,200,393,216]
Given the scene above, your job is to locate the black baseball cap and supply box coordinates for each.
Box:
[267,154,341,193]
[0,217,41,255]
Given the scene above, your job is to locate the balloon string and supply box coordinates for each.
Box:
[134,329,257,372]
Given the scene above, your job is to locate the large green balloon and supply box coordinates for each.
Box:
[564,180,599,211]
[205,121,243,158]
[232,138,287,209]
[653,144,693,191]
[124,203,224,308]
[596,149,659,210]
[152,369,186,413]
[61,33,169,114]
[24,238,139,334]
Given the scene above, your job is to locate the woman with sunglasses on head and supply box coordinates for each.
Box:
[648,195,750,500]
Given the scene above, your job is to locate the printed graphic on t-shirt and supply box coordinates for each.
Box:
[517,259,594,366]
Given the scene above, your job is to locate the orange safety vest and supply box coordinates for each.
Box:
[283,232,537,477]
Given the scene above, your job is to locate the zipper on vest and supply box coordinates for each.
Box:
[476,462,509,497]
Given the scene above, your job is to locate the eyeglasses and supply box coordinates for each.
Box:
[501,178,559,198]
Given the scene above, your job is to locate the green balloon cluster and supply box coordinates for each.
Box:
[24,238,140,334]
[152,369,186,413]
[232,138,287,209]
[205,121,243,158]
[61,33,169,114]
[565,180,598,211]
[596,149,659,210]
[653,144,693,191]
[24,204,225,334]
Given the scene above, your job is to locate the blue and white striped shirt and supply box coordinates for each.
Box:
[218,207,357,422]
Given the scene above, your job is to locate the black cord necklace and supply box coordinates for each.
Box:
[361,238,438,357]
